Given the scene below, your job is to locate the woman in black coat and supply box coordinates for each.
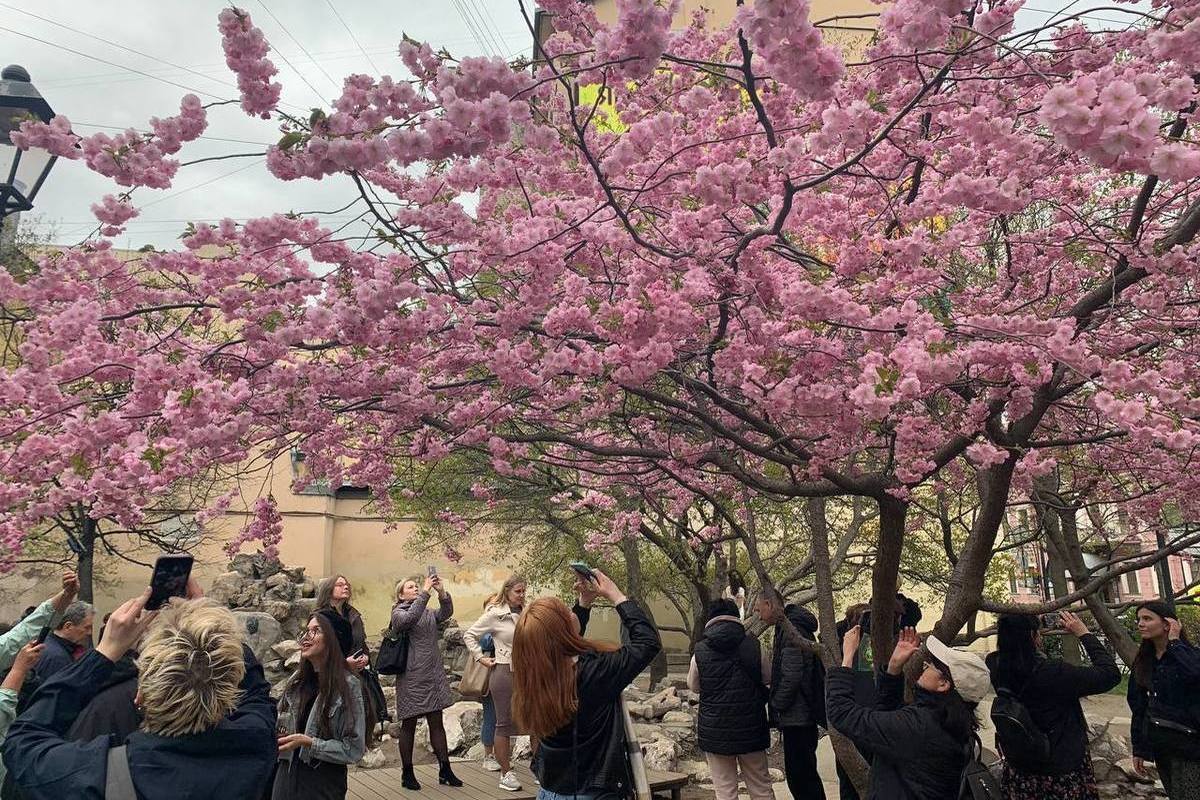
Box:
[986,610,1120,800]
[1127,600,1200,799]
[511,569,661,799]
[827,626,989,800]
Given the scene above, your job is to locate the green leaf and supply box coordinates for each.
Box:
[277,131,305,152]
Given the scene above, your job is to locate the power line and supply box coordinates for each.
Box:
[464,0,512,57]
[72,122,272,147]
[256,0,341,96]
[0,24,234,103]
[322,0,383,74]
[0,3,239,94]
[139,158,266,209]
[450,0,497,56]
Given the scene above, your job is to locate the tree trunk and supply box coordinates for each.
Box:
[936,459,1015,642]
[870,497,907,664]
[808,498,870,795]
[77,511,97,604]
[621,539,669,686]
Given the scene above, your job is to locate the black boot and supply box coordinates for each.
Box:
[401,766,421,790]
[438,761,464,787]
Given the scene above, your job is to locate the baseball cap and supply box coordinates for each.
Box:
[925,635,991,704]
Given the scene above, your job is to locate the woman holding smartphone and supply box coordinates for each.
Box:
[390,571,461,790]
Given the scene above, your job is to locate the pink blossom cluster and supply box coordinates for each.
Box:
[739,0,844,100]
[10,115,79,158]
[225,496,283,560]
[90,194,139,236]
[880,0,971,50]
[592,0,679,80]
[218,7,282,118]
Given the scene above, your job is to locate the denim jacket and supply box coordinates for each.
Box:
[278,673,366,766]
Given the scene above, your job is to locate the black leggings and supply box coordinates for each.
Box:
[397,711,450,767]
[782,726,826,800]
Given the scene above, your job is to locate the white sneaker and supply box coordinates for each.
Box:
[482,754,501,772]
[498,771,522,791]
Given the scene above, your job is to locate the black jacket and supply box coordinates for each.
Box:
[535,600,661,796]
[770,605,825,729]
[695,615,770,755]
[3,646,277,800]
[826,667,968,800]
[31,635,76,686]
[65,654,141,743]
[1127,639,1200,759]
[985,633,1119,774]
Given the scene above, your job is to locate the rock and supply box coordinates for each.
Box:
[208,572,246,605]
[510,736,532,761]
[661,710,693,726]
[680,759,710,785]
[230,553,257,578]
[443,626,465,646]
[272,640,301,661]
[265,600,293,622]
[284,566,306,583]
[1116,757,1155,783]
[299,578,317,598]
[252,553,282,579]
[769,767,784,783]
[627,701,655,721]
[442,702,483,753]
[232,611,281,663]
[641,738,677,773]
[359,747,388,769]
[464,742,486,761]
[285,651,301,668]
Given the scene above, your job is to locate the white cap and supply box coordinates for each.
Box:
[924,635,991,704]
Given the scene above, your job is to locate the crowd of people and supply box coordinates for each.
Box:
[0,566,1195,800]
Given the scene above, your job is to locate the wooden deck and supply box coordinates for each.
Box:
[348,761,689,800]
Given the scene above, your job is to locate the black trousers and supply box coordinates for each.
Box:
[781,726,826,800]
[835,756,860,800]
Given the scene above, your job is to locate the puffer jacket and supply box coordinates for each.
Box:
[826,667,968,800]
[692,615,771,755]
[770,604,826,729]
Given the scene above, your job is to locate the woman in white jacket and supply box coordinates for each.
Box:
[463,574,527,792]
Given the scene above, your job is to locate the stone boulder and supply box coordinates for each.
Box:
[443,702,483,753]
[641,738,678,773]
[271,640,301,662]
[232,611,281,664]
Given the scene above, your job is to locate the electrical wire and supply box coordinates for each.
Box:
[0,24,234,102]
[322,0,383,74]
[464,0,512,57]
[72,122,272,147]
[256,0,342,95]
[450,0,497,56]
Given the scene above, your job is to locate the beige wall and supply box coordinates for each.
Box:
[585,0,882,29]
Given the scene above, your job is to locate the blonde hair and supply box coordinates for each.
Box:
[490,574,526,609]
[136,599,245,736]
[395,574,423,602]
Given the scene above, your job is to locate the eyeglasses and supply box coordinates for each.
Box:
[923,660,950,680]
[300,627,323,642]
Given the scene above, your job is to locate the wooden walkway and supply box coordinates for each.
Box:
[348,761,688,800]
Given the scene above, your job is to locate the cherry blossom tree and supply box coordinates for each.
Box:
[7,0,1200,686]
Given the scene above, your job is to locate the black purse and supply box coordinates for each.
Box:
[1148,714,1200,759]
[376,631,410,676]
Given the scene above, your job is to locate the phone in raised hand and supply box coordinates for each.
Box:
[146,554,195,611]
[569,561,597,583]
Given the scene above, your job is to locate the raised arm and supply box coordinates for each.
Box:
[0,572,78,673]
[592,600,662,693]
[826,667,926,760]
[389,592,432,633]
[434,590,454,624]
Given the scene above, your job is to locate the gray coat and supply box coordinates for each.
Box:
[277,673,366,766]
[390,591,454,720]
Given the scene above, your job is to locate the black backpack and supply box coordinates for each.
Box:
[959,735,1002,800]
[990,667,1051,771]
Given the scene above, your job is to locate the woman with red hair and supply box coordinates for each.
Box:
[511,570,660,800]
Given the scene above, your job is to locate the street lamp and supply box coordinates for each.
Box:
[0,65,57,220]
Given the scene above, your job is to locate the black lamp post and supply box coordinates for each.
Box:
[0,65,57,220]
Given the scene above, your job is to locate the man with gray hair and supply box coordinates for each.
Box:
[33,601,93,684]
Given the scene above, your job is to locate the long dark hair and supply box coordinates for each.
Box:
[1132,600,1191,689]
[928,654,981,741]
[315,575,352,613]
[285,613,356,740]
[993,614,1040,687]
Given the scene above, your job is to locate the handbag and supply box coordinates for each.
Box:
[376,630,410,676]
[1148,714,1200,759]
[360,666,391,724]
[458,657,492,700]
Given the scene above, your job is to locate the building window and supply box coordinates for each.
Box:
[1124,570,1140,596]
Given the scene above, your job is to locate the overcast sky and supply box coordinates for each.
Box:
[3,1,1149,251]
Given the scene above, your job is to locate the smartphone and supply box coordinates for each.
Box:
[36,625,52,644]
[569,561,596,582]
[427,564,438,578]
[859,610,873,633]
[146,554,195,611]
[1039,612,1064,631]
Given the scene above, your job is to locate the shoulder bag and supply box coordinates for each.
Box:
[376,630,410,676]
[458,656,492,700]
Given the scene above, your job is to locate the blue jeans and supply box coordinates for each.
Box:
[481,693,496,747]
